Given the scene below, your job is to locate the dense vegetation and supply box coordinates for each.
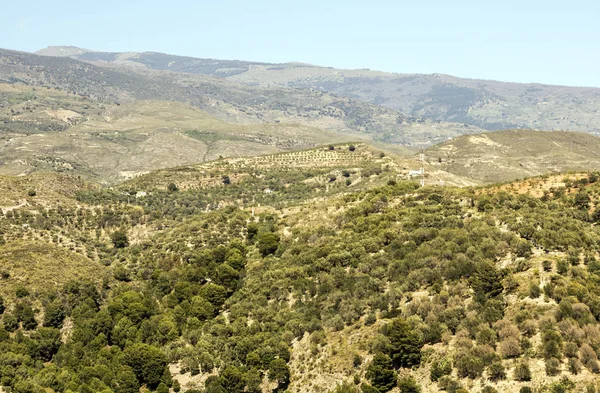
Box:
[3,162,600,392]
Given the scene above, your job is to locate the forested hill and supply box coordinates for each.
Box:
[2,144,600,392]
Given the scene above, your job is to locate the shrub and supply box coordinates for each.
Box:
[545,357,561,376]
[430,358,452,382]
[455,351,484,378]
[482,387,498,393]
[514,361,531,381]
[397,375,420,393]
[437,376,462,393]
[488,361,506,381]
[111,229,129,248]
[529,282,541,298]
[580,343,600,372]
[568,357,582,375]
[15,286,29,298]
[498,337,521,358]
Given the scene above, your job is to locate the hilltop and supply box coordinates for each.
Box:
[36,46,600,134]
[424,130,600,184]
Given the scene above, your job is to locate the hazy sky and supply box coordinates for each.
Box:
[3,0,600,87]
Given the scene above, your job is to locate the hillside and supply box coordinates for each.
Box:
[0,82,363,183]
[2,149,600,392]
[37,46,600,134]
[424,130,600,184]
[1,48,481,147]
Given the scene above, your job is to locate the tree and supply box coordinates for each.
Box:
[3,313,18,332]
[365,353,397,393]
[167,183,178,192]
[574,191,591,210]
[0,296,4,314]
[258,232,280,257]
[216,263,240,292]
[122,343,169,389]
[455,351,484,378]
[44,300,65,328]
[268,358,290,390]
[31,327,62,361]
[592,208,600,223]
[15,302,37,330]
[382,318,423,368]
[189,296,215,320]
[220,366,245,393]
[156,383,169,393]
[471,261,504,304]
[114,367,139,393]
[349,145,356,152]
[222,175,231,185]
[111,229,129,248]
[201,283,227,308]
[247,223,259,243]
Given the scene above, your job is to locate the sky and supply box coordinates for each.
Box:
[2,0,600,87]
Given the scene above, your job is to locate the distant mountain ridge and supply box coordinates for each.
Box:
[1,47,480,147]
[36,46,600,134]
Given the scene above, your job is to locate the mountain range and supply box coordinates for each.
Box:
[36,46,600,135]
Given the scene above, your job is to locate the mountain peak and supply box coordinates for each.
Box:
[35,45,93,57]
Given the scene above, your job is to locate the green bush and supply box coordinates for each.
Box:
[397,375,420,393]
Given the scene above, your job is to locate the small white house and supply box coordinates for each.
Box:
[408,169,423,177]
